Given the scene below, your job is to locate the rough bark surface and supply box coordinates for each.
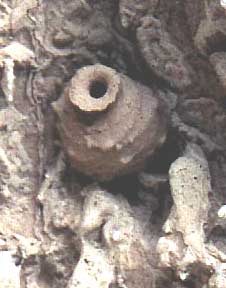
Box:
[1,1,226,288]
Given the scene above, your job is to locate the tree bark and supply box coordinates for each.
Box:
[1,1,226,287]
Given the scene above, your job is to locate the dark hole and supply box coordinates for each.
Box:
[14,255,22,266]
[89,80,108,99]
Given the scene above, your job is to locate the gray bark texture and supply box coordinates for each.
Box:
[1,1,226,287]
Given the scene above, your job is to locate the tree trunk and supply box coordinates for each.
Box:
[0,1,226,287]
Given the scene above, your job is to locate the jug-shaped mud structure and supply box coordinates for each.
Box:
[53,64,168,181]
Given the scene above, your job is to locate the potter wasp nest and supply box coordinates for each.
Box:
[53,64,168,181]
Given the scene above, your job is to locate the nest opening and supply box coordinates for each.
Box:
[89,79,108,99]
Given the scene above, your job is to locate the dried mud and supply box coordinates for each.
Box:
[1,1,226,288]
